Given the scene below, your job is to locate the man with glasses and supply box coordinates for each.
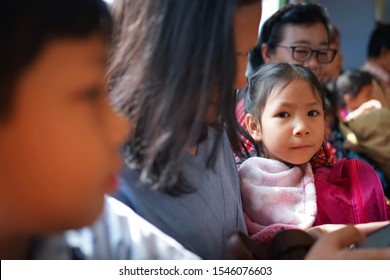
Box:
[244,3,334,83]
[259,20,334,82]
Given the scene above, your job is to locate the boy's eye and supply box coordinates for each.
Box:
[277,112,290,118]
[84,87,103,101]
[308,110,320,117]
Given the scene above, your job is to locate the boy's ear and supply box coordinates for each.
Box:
[245,113,262,141]
[261,43,273,64]
[380,47,390,68]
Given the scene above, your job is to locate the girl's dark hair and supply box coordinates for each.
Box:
[335,69,374,108]
[243,63,325,159]
[109,0,259,194]
[0,0,112,120]
[246,3,330,77]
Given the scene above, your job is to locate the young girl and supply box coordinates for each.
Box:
[0,0,198,260]
[239,63,389,245]
[336,69,382,121]
[336,69,390,194]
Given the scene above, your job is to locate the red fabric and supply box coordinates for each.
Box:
[236,98,254,152]
[314,158,389,225]
[310,142,337,172]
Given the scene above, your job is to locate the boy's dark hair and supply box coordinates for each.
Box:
[246,3,330,78]
[335,69,374,108]
[0,0,112,120]
[109,0,259,194]
[367,23,390,58]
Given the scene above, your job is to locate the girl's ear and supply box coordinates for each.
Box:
[261,43,273,64]
[245,113,262,141]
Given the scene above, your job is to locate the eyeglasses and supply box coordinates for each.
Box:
[277,45,338,64]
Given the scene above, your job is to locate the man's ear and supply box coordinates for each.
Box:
[245,113,262,141]
[379,47,390,59]
[261,43,273,64]
[380,47,390,69]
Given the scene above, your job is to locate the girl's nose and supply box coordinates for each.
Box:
[293,119,310,136]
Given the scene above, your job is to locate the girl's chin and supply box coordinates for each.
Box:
[281,158,310,167]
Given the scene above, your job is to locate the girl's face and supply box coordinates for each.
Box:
[345,83,375,111]
[262,22,329,82]
[247,80,325,165]
[0,34,129,235]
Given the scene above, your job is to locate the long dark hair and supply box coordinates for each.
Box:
[246,3,330,78]
[0,0,112,120]
[109,0,259,194]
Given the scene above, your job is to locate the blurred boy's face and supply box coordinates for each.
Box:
[204,1,261,124]
[234,1,262,90]
[0,34,129,235]
[246,80,325,165]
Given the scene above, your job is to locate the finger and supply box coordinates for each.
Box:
[305,226,364,259]
[324,225,365,249]
[354,221,390,235]
[306,224,345,235]
[306,227,324,240]
[341,248,390,260]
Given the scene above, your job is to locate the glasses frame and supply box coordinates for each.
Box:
[277,45,338,64]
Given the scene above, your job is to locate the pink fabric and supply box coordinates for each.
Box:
[314,158,389,225]
[239,157,317,244]
[362,61,390,84]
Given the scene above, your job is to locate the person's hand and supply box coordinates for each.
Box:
[305,223,390,259]
[307,221,390,239]
[345,99,382,121]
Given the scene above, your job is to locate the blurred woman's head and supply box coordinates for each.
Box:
[109,0,261,192]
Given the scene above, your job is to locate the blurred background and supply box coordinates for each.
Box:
[104,0,390,70]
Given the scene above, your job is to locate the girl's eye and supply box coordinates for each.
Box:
[308,110,320,117]
[277,112,290,118]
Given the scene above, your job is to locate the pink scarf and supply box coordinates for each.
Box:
[238,157,317,244]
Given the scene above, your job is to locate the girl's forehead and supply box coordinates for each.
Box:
[268,79,322,103]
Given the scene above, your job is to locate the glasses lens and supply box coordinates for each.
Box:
[292,47,311,62]
[317,49,336,63]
